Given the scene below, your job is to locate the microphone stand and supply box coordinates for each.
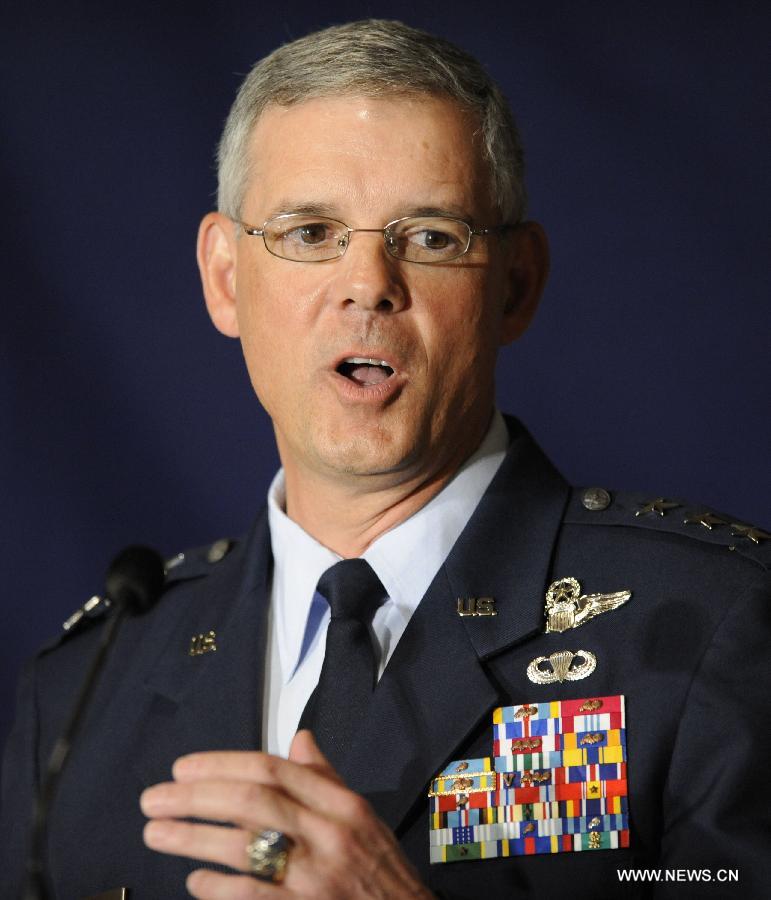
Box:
[24,603,127,900]
[23,545,164,900]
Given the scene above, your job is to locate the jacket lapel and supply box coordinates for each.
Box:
[341,422,570,833]
[132,514,272,788]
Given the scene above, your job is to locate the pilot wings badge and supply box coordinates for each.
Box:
[544,577,631,633]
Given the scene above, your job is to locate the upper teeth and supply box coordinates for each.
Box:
[344,357,391,367]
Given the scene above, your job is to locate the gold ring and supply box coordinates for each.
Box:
[246,829,291,882]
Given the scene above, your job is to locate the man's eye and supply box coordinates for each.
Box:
[409,229,457,250]
[424,230,451,249]
[292,223,330,244]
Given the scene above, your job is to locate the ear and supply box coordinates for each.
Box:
[197,212,240,338]
[499,221,549,345]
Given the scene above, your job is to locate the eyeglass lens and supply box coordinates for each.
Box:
[261,215,472,263]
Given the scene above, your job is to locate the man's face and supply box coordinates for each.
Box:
[204,94,542,490]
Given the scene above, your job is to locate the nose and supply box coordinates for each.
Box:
[330,229,408,314]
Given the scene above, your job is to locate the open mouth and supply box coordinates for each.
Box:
[336,357,395,386]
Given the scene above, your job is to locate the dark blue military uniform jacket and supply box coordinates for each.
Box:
[2,419,770,898]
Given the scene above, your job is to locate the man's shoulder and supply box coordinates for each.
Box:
[38,534,251,665]
[162,536,240,585]
[560,484,771,574]
[498,417,769,575]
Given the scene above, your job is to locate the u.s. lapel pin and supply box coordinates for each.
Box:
[189,630,217,656]
[457,597,497,617]
[544,576,631,633]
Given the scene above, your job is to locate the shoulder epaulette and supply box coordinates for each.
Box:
[162,537,236,585]
[564,487,771,571]
[58,537,238,638]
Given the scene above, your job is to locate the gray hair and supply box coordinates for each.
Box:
[217,19,527,223]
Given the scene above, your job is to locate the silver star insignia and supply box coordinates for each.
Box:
[730,523,771,545]
[636,498,681,517]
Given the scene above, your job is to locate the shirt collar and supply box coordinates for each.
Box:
[267,475,340,682]
[267,410,509,683]
[361,411,508,627]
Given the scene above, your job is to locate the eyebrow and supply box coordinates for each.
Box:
[263,202,475,223]
[405,205,473,221]
[265,201,339,219]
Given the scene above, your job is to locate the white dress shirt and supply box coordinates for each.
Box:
[263,411,509,756]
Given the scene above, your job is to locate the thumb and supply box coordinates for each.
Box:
[289,729,326,765]
[289,730,343,781]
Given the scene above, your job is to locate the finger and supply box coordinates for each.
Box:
[186,868,281,900]
[171,752,353,819]
[175,744,340,784]
[144,818,254,872]
[288,729,335,772]
[141,779,306,835]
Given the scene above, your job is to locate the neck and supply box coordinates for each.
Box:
[280,421,492,558]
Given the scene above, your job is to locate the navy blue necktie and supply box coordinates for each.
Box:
[298,559,386,768]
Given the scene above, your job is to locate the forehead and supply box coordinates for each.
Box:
[243,94,494,220]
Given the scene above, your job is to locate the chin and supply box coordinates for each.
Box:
[311,426,419,480]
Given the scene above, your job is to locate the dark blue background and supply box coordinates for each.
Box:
[1,1,768,750]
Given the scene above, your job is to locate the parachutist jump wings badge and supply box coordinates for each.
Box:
[544,577,631,633]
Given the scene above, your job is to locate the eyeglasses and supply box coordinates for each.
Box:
[237,213,514,264]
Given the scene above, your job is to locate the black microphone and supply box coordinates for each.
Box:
[24,546,166,900]
[105,545,166,614]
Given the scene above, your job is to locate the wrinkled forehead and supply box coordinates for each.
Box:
[242,92,495,219]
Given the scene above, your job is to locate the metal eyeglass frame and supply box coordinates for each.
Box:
[236,213,516,264]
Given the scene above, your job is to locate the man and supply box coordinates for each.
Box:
[2,19,769,900]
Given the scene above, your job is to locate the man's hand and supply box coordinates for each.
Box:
[140,730,433,899]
